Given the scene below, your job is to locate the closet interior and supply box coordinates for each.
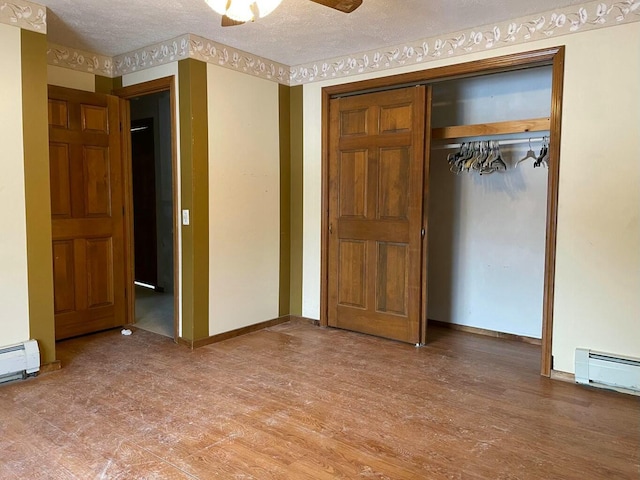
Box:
[427,66,553,340]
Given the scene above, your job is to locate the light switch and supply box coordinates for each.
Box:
[182,209,190,225]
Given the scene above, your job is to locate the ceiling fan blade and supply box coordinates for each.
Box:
[221,15,245,27]
[309,0,363,14]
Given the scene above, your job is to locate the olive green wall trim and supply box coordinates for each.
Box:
[278,84,291,316]
[178,58,209,341]
[21,30,56,364]
[95,75,122,94]
[289,85,304,316]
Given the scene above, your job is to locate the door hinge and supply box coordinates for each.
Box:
[421,228,425,237]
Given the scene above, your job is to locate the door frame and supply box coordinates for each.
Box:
[114,76,180,341]
[320,46,565,377]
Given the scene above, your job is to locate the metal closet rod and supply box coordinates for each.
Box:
[433,136,548,150]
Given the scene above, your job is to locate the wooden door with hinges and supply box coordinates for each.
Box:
[48,86,126,340]
[327,86,430,344]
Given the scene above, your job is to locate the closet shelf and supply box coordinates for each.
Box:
[431,117,550,140]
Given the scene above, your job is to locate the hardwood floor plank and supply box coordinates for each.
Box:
[0,322,637,479]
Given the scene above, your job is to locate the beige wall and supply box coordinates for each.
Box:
[552,23,640,373]
[301,23,640,374]
[47,65,95,92]
[206,63,281,335]
[0,23,30,345]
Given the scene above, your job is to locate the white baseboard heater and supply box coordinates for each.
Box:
[0,340,40,384]
[575,348,640,393]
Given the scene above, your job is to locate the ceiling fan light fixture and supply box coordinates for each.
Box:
[225,1,256,22]
[205,0,228,16]
[205,0,283,23]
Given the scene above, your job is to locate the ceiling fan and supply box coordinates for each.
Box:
[206,0,363,27]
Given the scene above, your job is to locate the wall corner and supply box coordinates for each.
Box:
[21,29,56,364]
[178,58,209,341]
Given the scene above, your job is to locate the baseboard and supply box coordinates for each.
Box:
[39,360,62,374]
[175,336,192,348]
[552,368,640,397]
[550,369,575,383]
[177,315,292,349]
[288,315,320,326]
[429,320,542,346]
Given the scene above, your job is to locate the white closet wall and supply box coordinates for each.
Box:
[427,67,551,338]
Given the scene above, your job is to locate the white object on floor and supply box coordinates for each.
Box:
[121,329,132,336]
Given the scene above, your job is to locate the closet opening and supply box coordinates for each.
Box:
[320,47,564,376]
[427,67,552,348]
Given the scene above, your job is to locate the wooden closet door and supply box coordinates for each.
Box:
[327,86,429,344]
[48,86,126,340]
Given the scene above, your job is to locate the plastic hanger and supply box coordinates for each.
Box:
[449,143,468,174]
[489,141,507,172]
[534,136,549,168]
[517,138,537,167]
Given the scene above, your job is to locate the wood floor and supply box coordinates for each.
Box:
[0,321,638,479]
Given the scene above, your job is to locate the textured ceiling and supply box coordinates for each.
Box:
[40,0,586,66]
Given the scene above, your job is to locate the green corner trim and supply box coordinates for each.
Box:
[278,84,291,316]
[289,85,304,316]
[21,30,56,364]
[178,59,210,341]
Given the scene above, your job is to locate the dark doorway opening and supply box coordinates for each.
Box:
[130,91,175,338]
[131,117,158,288]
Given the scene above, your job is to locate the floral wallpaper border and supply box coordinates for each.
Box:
[290,0,640,84]
[0,0,45,33]
[112,34,191,77]
[46,0,640,84]
[188,33,290,84]
[47,43,111,76]
[109,33,289,82]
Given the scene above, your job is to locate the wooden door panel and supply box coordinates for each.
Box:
[81,104,109,134]
[378,147,410,220]
[339,133,412,150]
[55,307,116,341]
[52,240,75,314]
[52,218,113,238]
[328,86,428,344]
[48,85,125,340]
[86,237,114,307]
[49,143,72,218]
[338,220,409,243]
[379,104,413,133]
[340,108,368,136]
[337,240,367,308]
[72,238,88,312]
[376,242,409,315]
[48,99,68,128]
[335,304,414,341]
[339,150,368,218]
[83,146,111,216]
